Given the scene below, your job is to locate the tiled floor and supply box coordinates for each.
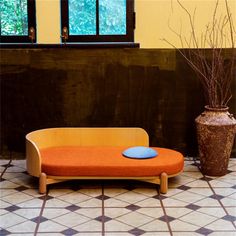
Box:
[0,156,236,236]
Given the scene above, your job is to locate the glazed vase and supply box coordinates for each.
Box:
[195,105,236,176]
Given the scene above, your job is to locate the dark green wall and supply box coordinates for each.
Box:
[0,48,235,157]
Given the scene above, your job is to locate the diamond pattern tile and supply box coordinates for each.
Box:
[0,199,12,208]
[159,215,176,222]
[162,197,188,207]
[220,197,236,207]
[188,188,214,197]
[78,188,102,197]
[31,216,48,223]
[152,194,167,200]
[128,228,146,235]
[18,198,44,208]
[0,180,20,189]
[195,197,222,207]
[171,190,206,203]
[136,207,164,218]
[140,219,169,231]
[0,212,26,228]
[225,207,236,218]
[0,158,236,235]
[96,194,110,200]
[197,207,226,218]
[42,208,71,219]
[206,219,235,230]
[210,179,235,188]
[200,176,214,181]
[195,227,214,235]
[74,219,102,232]
[165,207,192,218]
[79,197,102,207]
[132,188,158,197]
[177,185,191,191]
[76,208,101,219]
[15,186,29,192]
[105,219,133,231]
[105,207,131,219]
[38,195,54,201]
[125,204,141,211]
[44,198,73,208]
[170,219,199,231]
[65,204,81,212]
[186,203,201,211]
[14,208,41,219]
[180,211,217,227]
[8,221,36,235]
[57,191,92,205]
[210,194,225,200]
[135,197,162,207]
[5,205,21,212]
[2,191,34,205]
[185,179,210,188]
[37,220,67,232]
[61,228,79,235]
[52,212,90,227]
[104,198,130,207]
[0,229,11,235]
[95,215,112,222]
[103,188,128,197]
[222,215,236,222]
[114,191,149,204]
[115,211,153,227]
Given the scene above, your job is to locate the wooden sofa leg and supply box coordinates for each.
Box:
[39,173,47,194]
[160,172,168,194]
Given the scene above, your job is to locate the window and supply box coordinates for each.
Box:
[61,0,135,43]
[0,0,36,43]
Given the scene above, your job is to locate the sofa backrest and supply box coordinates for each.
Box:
[26,127,149,149]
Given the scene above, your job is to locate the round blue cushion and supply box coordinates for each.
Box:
[122,146,158,159]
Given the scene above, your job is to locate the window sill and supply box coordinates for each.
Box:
[0,42,140,49]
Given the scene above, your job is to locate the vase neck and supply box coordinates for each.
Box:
[205,105,229,112]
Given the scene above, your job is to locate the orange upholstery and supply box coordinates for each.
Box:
[40,146,184,177]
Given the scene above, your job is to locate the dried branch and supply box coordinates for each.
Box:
[162,0,236,108]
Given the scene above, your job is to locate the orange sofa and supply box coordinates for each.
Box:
[26,128,184,194]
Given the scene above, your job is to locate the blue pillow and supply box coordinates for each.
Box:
[122,146,158,159]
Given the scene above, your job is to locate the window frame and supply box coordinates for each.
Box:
[60,0,135,43]
[0,0,36,43]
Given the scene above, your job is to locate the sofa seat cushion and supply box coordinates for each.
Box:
[40,146,184,177]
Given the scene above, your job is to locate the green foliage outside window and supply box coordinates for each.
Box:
[68,0,126,36]
[99,0,126,35]
[69,0,96,35]
[0,0,28,36]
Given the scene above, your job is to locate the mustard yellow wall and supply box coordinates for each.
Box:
[135,0,236,48]
[36,0,60,44]
[36,0,236,48]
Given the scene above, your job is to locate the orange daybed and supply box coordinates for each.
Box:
[26,128,184,194]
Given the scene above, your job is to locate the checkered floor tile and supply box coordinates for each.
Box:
[0,157,236,235]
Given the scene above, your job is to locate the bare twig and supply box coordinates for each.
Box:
[162,0,235,108]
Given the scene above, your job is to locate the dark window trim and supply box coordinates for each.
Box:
[61,0,135,43]
[0,42,140,49]
[0,0,36,43]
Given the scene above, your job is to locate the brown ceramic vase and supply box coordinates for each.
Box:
[195,105,236,176]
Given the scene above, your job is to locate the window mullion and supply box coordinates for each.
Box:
[96,0,99,36]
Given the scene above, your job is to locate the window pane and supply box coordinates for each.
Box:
[99,0,126,35]
[69,0,96,35]
[0,0,28,36]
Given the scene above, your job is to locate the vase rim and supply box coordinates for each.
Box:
[205,105,229,111]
